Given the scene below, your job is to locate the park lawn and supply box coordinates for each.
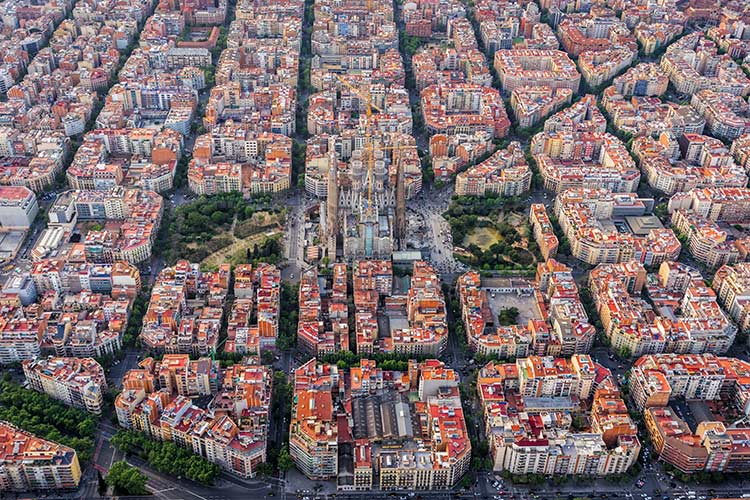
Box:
[190,210,283,268]
[463,226,503,251]
[201,230,282,268]
[500,211,525,228]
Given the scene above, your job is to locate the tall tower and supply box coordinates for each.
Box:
[395,158,406,251]
[326,155,339,257]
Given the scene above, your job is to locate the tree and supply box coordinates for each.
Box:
[261,350,275,365]
[617,346,632,360]
[278,446,294,471]
[110,430,221,485]
[106,461,148,496]
[0,380,97,462]
[497,307,520,326]
[654,203,669,220]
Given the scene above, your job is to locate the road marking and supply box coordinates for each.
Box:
[108,442,116,469]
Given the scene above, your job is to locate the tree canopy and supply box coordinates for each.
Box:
[110,430,221,485]
[106,461,149,495]
[0,380,97,462]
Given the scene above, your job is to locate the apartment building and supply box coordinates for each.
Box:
[421,83,510,139]
[297,263,350,356]
[309,259,447,357]
[225,263,281,354]
[713,262,750,333]
[477,357,640,476]
[542,95,607,134]
[581,48,636,89]
[634,23,683,56]
[474,0,557,55]
[632,133,744,195]
[668,187,750,224]
[632,353,750,474]
[671,209,746,270]
[203,82,296,135]
[353,260,391,354]
[690,89,750,141]
[401,0,465,39]
[307,84,412,137]
[457,259,593,359]
[0,421,82,491]
[290,358,470,490]
[731,133,750,171]
[494,49,580,93]
[23,357,107,414]
[454,142,531,197]
[612,63,669,97]
[554,188,680,267]
[46,187,163,265]
[140,261,230,354]
[0,260,139,362]
[189,124,292,196]
[511,86,572,129]
[66,128,182,193]
[391,261,448,356]
[429,131,493,180]
[115,358,273,479]
[2,0,150,137]
[412,44,491,91]
[557,12,635,58]
[531,99,639,194]
[0,130,70,192]
[590,261,736,357]
[529,204,559,261]
[660,33,750,96]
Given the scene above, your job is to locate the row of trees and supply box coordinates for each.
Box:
[318,350,421,371]
[444,282,469,355]
[110,430,221,485]
[123,289,150,348]
[400,32,423,56]
[106,461,149,496]
[264,371,294,475]
[0,380,97,462]
[277,283,299,350]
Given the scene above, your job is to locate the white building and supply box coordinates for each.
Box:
[0,186,38,228]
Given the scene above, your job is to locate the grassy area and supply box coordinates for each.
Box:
[201,230,281,268]
[463,225,502,251]
[198,210,284,268]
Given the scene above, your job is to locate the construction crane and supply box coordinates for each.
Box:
[333,74,415,249]
[334,73,383,211]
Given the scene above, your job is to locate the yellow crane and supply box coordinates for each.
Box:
[334,73,383,210]
[333,74,416,250]
[333,73,414,250]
